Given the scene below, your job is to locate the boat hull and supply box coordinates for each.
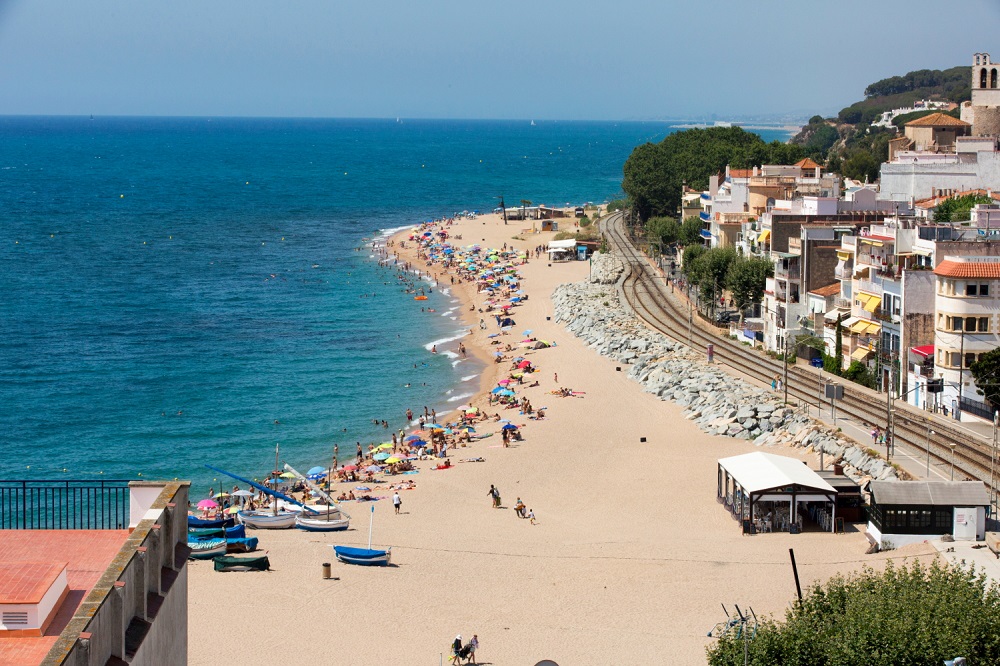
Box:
[296,512,350,532]
[237,510,297,529]
[188,516,235,529]
[333,545,391,566]
[188,539,227,560]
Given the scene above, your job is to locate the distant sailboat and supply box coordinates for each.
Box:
[530,120,536,126]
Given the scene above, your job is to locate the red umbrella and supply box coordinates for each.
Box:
[517,360,531,369]
[343,464,358,472]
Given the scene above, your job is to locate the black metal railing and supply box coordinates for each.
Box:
[0,480,131,529]
[959,397,997,422]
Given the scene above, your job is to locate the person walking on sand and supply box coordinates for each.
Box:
[528,508,536,525]
[393,492,401,514]
[449,635,462,664]
[488,484,500,508]
[467,635,479,664]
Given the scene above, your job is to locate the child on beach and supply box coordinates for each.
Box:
[527,509,536,525]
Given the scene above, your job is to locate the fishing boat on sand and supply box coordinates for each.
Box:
[206,447,302,530]
[283,463,351,532]
[333,505,391,566]
[188,538,227,560]
[213,554,270,572]
[188,515,235,529]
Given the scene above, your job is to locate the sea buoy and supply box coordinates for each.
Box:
[120,194,124,198]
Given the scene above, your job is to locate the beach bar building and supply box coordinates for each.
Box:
[717,452,838,534]
[867,480,989,548]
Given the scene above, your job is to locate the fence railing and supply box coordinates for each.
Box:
[0,480,131,529]
[959,397,998,422]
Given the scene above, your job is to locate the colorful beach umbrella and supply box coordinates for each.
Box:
[197,499,218,510]
[384,457,402,464]
[342,464,358,472]
[307,466,326,475]
[373,452,390,461]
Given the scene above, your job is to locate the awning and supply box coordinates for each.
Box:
[864,322,881,335]
[841,316,861,329]
[863,296,882,313]
[911,344,934,358]
[757,230,771,243]
[851,348,873,361]
[859,238,884,247]
[836,251,852,261]
[855,293,872,306]
[824,308,846,321]
[850,320,870,334]
[912,247,933,257]
[718,451,836,495]
[700,229,713,239]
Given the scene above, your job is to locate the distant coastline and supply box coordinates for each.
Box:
[670,121,802,135]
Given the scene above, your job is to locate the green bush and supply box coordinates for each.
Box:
[707,560,1000,665]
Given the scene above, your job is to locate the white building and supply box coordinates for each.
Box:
[933,256,1000,419]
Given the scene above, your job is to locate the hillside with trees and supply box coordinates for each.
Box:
[790,65,971,183]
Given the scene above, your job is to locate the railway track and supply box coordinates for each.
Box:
[601,213,998,490]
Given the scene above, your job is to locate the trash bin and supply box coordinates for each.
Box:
[322,562,332,579]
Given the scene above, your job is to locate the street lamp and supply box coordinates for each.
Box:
[949,442,957,481]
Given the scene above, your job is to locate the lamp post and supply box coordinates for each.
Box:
[950,442,957,481]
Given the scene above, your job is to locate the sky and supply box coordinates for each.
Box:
[1,0,999,121]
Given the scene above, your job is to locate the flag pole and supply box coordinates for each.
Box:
[368,505,375,551]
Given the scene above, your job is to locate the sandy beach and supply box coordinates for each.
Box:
[188,210,937,665]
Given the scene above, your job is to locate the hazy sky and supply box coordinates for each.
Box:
[2,0,998,120]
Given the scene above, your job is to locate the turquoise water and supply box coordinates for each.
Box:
[0,117,790,489]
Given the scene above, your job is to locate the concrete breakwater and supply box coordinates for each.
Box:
[552,252,899,484]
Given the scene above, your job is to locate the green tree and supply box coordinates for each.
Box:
[621,142,676,221]
[689,247,737,310]
[679,216,704,246]
[606,198,627,213]
[681,244,706,281]
[933,193,995,222]
[970,348,1000,412]
[645,216,679,246]
[843,360,876,389]
[841,150,880,183]
[707,560,1000,665]
[725,256,773,315]
[834,314,844,372]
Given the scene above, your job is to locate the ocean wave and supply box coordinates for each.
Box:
[424,331,467,350]
[446,392,475,403]
[461,374,478,382]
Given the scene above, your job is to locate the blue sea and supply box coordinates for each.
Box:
[0,117,790,490]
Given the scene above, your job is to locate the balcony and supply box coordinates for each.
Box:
[834,297,852,309]
[775,266,801,281]
[835,264,852,280]
[857,277,884,295]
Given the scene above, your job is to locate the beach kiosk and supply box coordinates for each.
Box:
[546,239,577,262]
[717,452,838,534]
[867,481,989,549]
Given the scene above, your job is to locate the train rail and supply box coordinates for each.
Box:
[601,213,998,490]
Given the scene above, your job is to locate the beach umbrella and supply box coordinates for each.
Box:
[307,466,326,475]
[364,465,382,473]
[427,423,443,429]
[343,464,358,472]
[501,424,519,431]
[412,429,428,436]
[214,492,230,498]
[355,486,371,492]
[465,407,479,413]
[232,490,254,497]
[499,389,515,397]
[498,379,511,385]
[517,360,532,369]
[457,404,470,410]
[307,473,327,480]
[411,440,428,448]
[373,452,390,461]
[458,426,476,433]
[197,499,218,510]
[491,386,504,394]
[226,506,241,514]
[384,457,402,464]
[377,442,395,450]
[279,471,296,479]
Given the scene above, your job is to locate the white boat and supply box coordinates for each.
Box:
[237,510,297,529]
[296,509,350,532]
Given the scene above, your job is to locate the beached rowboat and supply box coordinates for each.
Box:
[296,510,350,532]
[237,510,297,529]
[188,516,235,529]
[188,538,227,560]
[213,554,270,572]
[332,545,391,566]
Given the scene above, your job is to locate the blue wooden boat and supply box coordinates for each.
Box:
[226,536,259,553]
[332,545,391,566]
[188,516,235,529]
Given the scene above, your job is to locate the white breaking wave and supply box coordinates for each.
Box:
[447,392,475,403]
[424,330,467,351]
[461,374,478,382]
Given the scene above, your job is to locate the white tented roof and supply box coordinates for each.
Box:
[547,239,578,250]
[718,451,836,494]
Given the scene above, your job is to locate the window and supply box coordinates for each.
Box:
[980,317,990,333]
[966,353,977,369]
[982,284,991,297]
[966,317,977,332]
[966,283,978,296]
[934,509,952,530]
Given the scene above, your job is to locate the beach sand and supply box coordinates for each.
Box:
[188,210,936,665]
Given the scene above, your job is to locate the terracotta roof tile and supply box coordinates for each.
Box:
[794,158,822,170]
[905,112,971,128]
[729,169,753,179]
[935,260,1000,278]
[808,283,841,297]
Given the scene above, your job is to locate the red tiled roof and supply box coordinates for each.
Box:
[0,563,66,604]
[729,169,753,179]
[905,112,971,127]
[0,531,129,665]
[935,260,1000,278]
[861,234,895,242]
[808,283,840,297]
[794,158,822,170]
